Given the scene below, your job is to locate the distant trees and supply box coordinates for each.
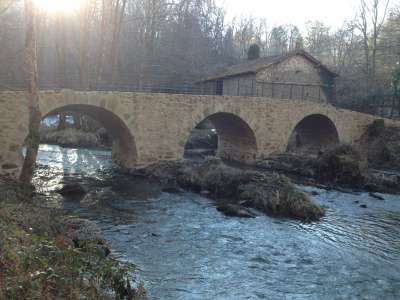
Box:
[356,0,390,87]
[391,63,400,116]
[1,0,400,116]
[269,26,288,55]
[305,21,331,59]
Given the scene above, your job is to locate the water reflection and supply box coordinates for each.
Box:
[35,145,400,300]
[33,144,113,207]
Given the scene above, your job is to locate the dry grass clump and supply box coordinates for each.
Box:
[317,144,367,187]
[178,157,244,197]
[178,157,325,221]
[238,175,325,221]
[362,120,400,170]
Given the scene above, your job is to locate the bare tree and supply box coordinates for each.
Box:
[305,21,331,60]
[20,0,41,183]
[356,0,390,81]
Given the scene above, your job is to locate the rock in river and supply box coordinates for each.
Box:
[81,187,119,208]
[57,183,87,197]
[216,204,256,218]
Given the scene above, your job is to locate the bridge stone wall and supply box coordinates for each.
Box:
[0,90,395,179]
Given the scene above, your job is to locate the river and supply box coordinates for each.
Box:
[33,144,400,300]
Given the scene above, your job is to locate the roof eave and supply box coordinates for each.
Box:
[196,71,257,83]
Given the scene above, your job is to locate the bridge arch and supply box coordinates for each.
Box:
[287,113,339,152]
[42,104,137,169]
[184,112,258,163]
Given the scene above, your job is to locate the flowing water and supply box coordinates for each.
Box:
[34,144,400,300]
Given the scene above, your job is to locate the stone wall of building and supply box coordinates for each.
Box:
[222,74,256,96]
[0,90,394,179]
[256,55,333,103]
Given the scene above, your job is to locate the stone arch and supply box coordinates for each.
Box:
[42,104,137,169]
[184,112,258,163]
[287,113,339,152]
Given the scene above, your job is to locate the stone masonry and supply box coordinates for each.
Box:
[0,89,396,179]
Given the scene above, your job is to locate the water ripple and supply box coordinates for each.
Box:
[35,145,400,300]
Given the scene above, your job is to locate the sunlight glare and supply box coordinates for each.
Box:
[34,0,83,14]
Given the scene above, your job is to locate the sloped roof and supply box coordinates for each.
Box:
[199,50,338,82]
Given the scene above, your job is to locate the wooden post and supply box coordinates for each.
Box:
[251,79,254,96]
[301,85,305,100]
[261,82,265,97]
[237,78,240,95]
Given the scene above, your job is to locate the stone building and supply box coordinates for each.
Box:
[197,50,337,103]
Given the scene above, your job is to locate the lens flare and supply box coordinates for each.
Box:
[34,0,83,14]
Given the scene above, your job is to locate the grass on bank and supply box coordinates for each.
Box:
[0,180,145,300]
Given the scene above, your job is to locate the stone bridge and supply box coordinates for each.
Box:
[0,90,394,179]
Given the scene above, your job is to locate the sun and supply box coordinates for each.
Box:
[34,0,83,14]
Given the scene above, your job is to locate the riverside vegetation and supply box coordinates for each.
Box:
[0,176,145,300]
[258,120,400,194]
[40,128,111,150]
[135,157,325,222]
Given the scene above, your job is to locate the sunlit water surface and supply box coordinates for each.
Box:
[34,144,400,300]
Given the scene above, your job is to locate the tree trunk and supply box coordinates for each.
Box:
[20,0,42,184]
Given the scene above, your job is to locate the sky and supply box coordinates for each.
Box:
[218,0,368,30]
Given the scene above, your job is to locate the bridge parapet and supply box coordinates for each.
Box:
[0,89,396,179]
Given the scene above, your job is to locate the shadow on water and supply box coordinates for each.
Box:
[34,144,400,300]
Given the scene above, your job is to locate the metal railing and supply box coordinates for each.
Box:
[0,77,334,101]
[336,95,400,119]
[4,77,398,119]
[198,78,335,103]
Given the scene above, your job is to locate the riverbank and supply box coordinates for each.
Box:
[256,121,400,195]
[257,149,400,195]
[183,119,400,196]
[0,176,145,299]
[132,142,400,221]
[40,128,111,149]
